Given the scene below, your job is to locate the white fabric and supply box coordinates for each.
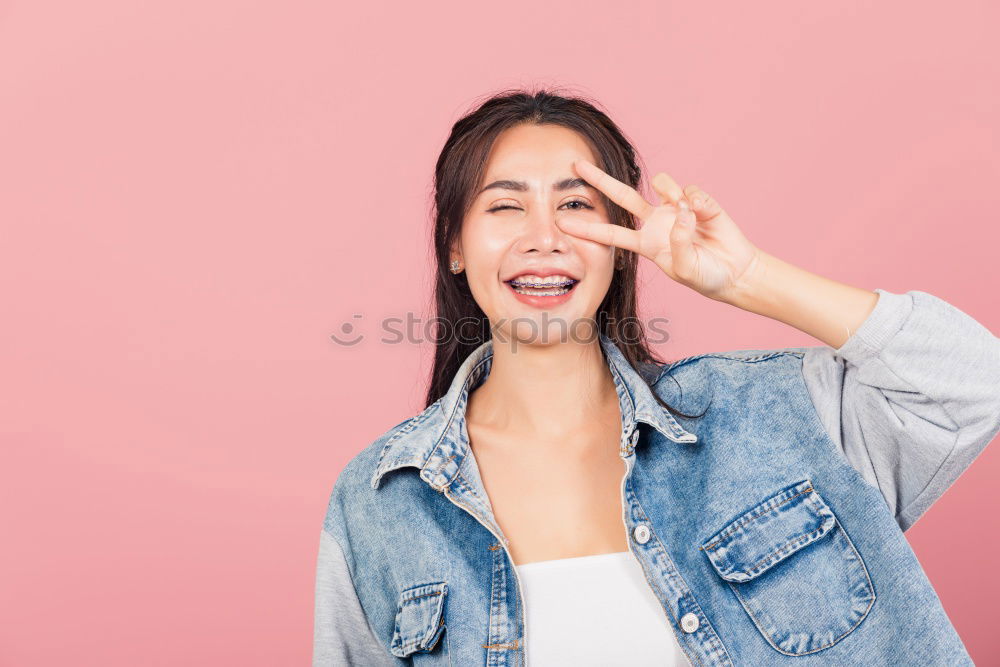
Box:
[515,551,694,666]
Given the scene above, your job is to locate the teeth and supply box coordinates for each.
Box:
[508,274,577,288]
[512,286,571,296]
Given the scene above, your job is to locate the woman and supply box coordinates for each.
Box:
[314,89,999,666]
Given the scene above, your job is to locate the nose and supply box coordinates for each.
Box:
[515,208,574,255]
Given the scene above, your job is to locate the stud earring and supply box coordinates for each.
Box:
[450,259,462,274]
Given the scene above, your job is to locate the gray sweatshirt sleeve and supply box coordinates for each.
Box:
[313,529,397,666]
[800,288,1000,532]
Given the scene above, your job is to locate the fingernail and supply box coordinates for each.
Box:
[678,200,690,211]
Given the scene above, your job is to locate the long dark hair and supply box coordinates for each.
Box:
[424,86,702,423]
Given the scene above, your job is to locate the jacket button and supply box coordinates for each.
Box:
[680,612,700,633]
[632,524,651,544]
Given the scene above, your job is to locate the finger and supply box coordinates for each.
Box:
[668,207,698,279]
[573,159,656,220]
[651,172,685,206]
[555,217,642,253]
[682,184,724,221]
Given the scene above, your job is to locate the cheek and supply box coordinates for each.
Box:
[575,243,615,304]
[459,227,509,311]
[461,219,512,268]
[576,241,615,275]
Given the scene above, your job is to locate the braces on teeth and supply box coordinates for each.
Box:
[508,278,576,297]
[508,279,576,288]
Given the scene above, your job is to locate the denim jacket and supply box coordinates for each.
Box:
[314,289,1000,666]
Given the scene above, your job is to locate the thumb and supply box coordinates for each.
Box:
[683,185,724,221]
[668,204,698,280]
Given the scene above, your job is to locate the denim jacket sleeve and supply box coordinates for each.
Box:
[313,529,396,666]
[800,288,1000,532]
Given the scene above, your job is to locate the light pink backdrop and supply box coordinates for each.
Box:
[1,1,998,664]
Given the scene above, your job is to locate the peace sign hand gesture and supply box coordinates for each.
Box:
[556,159,762,303]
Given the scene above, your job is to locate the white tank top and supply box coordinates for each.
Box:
[514,551,694,666]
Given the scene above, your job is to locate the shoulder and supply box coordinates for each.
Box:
[642,347,812,416]
[654,347,809,383]
[334,400,443,492]
[323,401,444,531]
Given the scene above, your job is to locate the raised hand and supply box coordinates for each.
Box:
[555,158,762,302]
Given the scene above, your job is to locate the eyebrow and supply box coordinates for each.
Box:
[477,177,595,196]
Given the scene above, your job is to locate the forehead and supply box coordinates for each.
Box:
[481,124,598,180]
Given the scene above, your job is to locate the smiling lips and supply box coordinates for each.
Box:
[503,273,580,307]
[506,274,578,294]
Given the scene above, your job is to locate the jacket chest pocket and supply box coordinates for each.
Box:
[389,581,450,661]
[700,479,875,656]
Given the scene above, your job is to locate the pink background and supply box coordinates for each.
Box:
[1,1,998,664]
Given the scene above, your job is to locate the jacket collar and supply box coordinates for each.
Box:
[370,332,698,491]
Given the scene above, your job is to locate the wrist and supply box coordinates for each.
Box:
[715,248,880,348]
[718,247,782,315]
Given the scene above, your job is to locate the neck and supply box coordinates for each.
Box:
[467,336,621,443]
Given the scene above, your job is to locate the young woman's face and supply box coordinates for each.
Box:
[454,123,617,345]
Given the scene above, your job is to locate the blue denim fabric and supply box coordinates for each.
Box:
[316,289,998,665]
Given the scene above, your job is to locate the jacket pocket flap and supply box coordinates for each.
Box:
[700,479,836,583]
[389,581,448,658]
